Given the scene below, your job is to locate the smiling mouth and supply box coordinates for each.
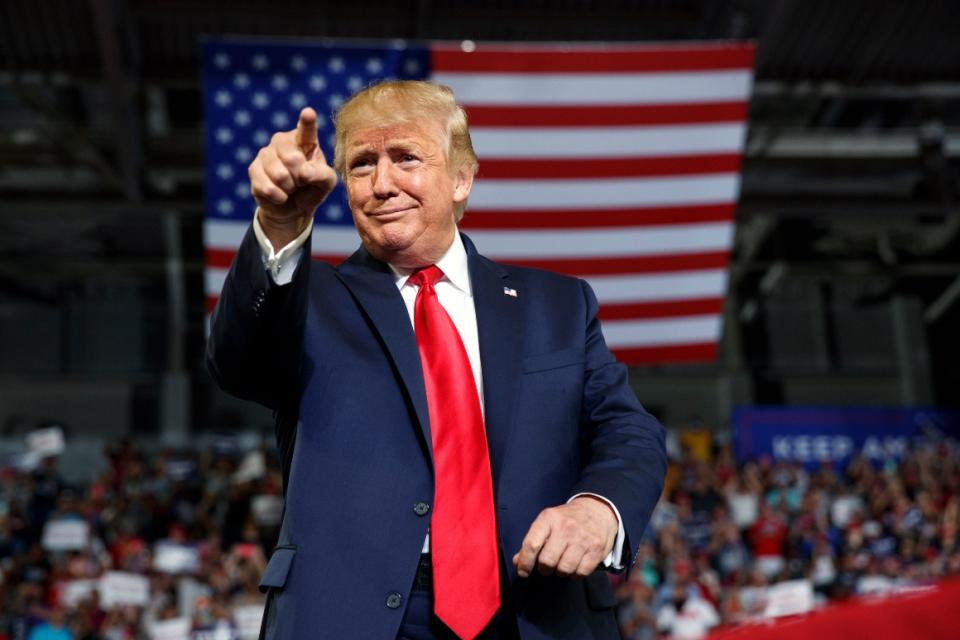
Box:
[370,207,414,219]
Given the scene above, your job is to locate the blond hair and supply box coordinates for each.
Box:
[332,80,479,221]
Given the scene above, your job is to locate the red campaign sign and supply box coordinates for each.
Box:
[710,578,960,640]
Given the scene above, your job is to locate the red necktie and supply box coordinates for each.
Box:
[409,265,499,639]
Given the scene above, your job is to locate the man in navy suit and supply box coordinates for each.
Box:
[208,80,666,639]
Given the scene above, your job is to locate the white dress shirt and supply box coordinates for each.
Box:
[252,213,626,569]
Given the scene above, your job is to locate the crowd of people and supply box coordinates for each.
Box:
[614,437,960,639]
[2,434,959,639]
[0,439,280,640]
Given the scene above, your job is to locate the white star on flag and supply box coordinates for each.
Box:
[289,93,307,109]
[251,92,270,109]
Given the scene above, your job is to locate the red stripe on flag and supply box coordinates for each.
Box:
[599,298,725,320]
[432,45,756,73]
[206,294,218,314]
[205,250,348,270]
[207,250,725,280]
[312,254,346,266]
[502,252,728,276]
[206,249,236,269]
[613,342,718,365]
[477,154,741,180]
[460,204,734,229]
[466,102,748,127]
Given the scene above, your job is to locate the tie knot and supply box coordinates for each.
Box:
[409,265,444,288]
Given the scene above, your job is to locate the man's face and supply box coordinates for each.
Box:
[343,119,473,268]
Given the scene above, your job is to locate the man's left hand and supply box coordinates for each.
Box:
[512,496,618,578]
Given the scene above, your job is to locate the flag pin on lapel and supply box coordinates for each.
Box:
[503,286,518,298]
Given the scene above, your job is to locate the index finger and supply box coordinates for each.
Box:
[295,107,319,155]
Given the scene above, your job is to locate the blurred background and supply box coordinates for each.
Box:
[1,1,959,639]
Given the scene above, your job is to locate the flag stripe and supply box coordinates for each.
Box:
[465,101,749,127]
[431,44,755,73]
[205,220,735,259]
[586,270,728,303]
[469,123,746,158]
[599,298,725,320]
[455,224,735,258]
[203,266,729,306]
[460,204,735,229]
[497,252,729,276]
[477,153,742,180]
[204,249,728,277]
[612,343,719,365]
[206,291,726,324]
[469,175,740,209]
[602,315,721,347]
[435,70,753,105]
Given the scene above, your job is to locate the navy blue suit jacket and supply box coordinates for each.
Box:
[207,227,666,639]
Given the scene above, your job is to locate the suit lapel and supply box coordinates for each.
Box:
[337,248,433,464]
[465,235,525,498]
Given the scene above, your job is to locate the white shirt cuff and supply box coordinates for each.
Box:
[252,210,313,285]
[569,493,626,570]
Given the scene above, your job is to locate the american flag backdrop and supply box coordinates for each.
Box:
[201,39,755,365]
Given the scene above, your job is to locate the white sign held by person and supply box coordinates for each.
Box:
[251,495,283,527]
[233,605,264,640]
[99,571,150,608]
[26,426,66,458]
[150,618,192,640]
[61,579,98,607]
[154,541,200,574]
[763,579,814,619]
[42,519,90,551]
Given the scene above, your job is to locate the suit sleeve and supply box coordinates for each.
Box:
[205,224,310,414]
[568,278,667,570]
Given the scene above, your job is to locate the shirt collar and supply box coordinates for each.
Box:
[389,230,472,296]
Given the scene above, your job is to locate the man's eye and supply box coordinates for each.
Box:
[400,154,418,163]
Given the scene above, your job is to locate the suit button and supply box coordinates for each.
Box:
[413,502,430,516]
[385,592,402,609]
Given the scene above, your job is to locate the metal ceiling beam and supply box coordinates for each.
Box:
[89,0,142,202]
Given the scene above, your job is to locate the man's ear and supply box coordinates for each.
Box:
[452,164,475,205]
